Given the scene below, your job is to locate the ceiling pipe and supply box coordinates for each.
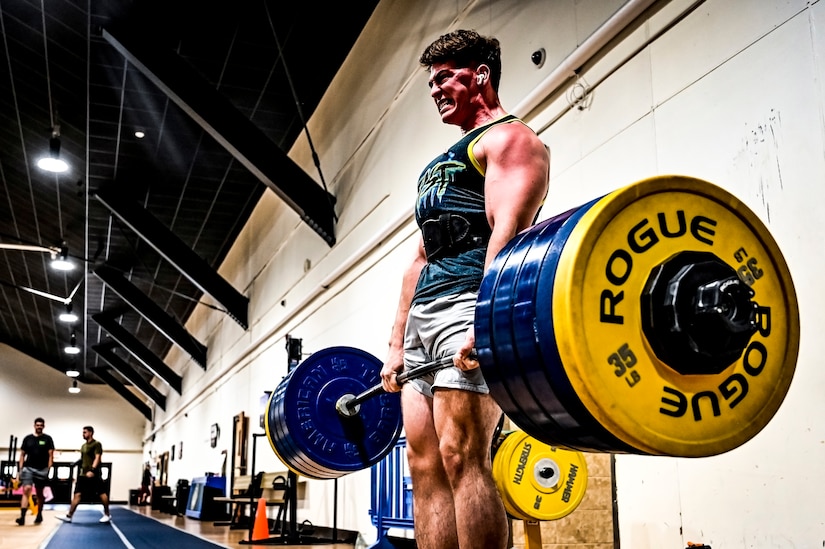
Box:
[512,0,660,120]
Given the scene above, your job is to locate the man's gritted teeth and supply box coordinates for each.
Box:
[437,98,452,113]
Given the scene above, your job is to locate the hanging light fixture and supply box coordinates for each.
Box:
[68,380,80,394]
[64,331,80,355]
[0,241,73,271]
[65,359,80,377]
[37,125,69,173]
[49,242,73,271]
[59,302,78,323]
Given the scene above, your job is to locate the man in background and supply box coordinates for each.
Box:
[15,417,54,525]
[57,425,112,524]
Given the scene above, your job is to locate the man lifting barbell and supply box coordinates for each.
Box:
[263,26,799,548]
[379,29,550,549]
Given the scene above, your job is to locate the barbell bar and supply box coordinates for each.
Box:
[264,175,800,479]
[335,355,455,417]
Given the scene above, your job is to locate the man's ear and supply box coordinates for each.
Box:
[476,64,489,85]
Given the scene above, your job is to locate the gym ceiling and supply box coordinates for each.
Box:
[0,0,379,417]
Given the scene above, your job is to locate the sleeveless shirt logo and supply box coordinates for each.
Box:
[417,160,465,213]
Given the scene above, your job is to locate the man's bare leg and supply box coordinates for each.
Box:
[403,387,459,549]
[16,485,31,525]
[435,390,508,549]
[34,485,45,523]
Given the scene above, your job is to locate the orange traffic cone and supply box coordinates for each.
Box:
[250,497,270,541]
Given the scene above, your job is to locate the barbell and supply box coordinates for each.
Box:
[264,175,799,479]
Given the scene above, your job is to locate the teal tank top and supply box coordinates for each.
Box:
[413,114,520,304]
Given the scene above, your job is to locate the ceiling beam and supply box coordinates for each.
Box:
[91,367,153,420]
[92,341,167,410]
[92,312,183,394]
[101,27,337,246]
[94,264,207,369]
[94,187,248,330]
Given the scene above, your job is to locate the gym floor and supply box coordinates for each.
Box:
[0,503,356,548]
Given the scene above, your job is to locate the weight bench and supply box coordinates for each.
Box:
[213,472,287,530]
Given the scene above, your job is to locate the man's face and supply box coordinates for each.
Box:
[428,60,478,127]
[34,421,44,435]
[82,428,92,441]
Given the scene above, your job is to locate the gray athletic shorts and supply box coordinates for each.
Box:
[19,466,49,488]
[404,292,489,397]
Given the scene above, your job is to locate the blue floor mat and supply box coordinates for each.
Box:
[45,507,227,549]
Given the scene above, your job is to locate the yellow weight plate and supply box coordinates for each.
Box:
[553,175,799,456]
[493,431,588,521]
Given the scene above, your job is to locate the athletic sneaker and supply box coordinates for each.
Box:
[56,515,72,523]
[99,514,111,523]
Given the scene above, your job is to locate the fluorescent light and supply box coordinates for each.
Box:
[68,380,80,394]
[66,369,80,378]
[59,303,78,323]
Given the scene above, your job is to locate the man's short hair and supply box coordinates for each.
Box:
[34,417,45,425]
[83,425,94,434]
[419,29,502,92]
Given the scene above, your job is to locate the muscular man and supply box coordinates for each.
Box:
[381,29,550,549]
[57,425,112,524]
[15,417,54,525]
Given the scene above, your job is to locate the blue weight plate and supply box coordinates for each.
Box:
[273,358,394,479]
[269,379,333,479]
[503,213,597,449]
[273,361,378,479]
[267,373,331,479]
[280,347,403,476]
[513,204,621,452]
[476,230,548,436]
[270,358,378,479]
[532,198,637,453]
[488,220,568,440]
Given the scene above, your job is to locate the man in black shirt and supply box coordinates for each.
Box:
[15,417,54,525]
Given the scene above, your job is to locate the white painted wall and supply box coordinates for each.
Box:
[3,0,820,546]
